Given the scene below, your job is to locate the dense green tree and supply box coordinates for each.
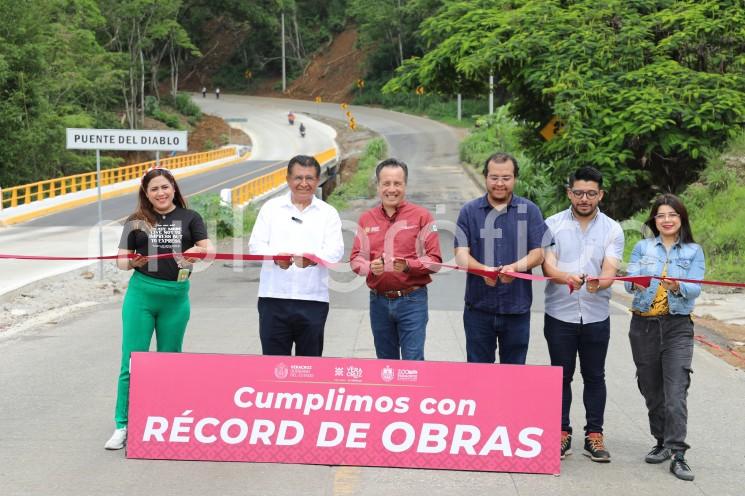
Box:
[178,0,349,89]
[0,0,123,187]
[99,0,199,128]
[386,0,745,216]
[349,0,443,76]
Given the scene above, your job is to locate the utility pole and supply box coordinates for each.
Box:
[281,12,286,93]
[489,74,494,115]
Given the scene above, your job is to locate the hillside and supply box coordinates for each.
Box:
[283,28,366,103]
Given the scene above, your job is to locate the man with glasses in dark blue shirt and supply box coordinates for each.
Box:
[454,152,547,365]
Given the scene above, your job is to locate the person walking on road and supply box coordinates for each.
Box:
[201,86,207,98]
[350,158,442,360]
[454,152,547,365]
[215,87,220,99]
[105,167,214,450]
[541,166,624,463]
[248,155,344,357]
[626,193,705,482]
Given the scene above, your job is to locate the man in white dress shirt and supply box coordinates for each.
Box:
[542,166,624,463]
[248,155,344,356]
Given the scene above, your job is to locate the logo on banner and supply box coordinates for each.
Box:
[274,363,289,379]
[397,368,418,382]
[380,366,394,382]
[346,366,363,381]
[290,365,314,378]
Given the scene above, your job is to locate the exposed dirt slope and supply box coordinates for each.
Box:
[283,28,366,103]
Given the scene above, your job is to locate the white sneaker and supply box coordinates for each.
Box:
[104,427,127,450]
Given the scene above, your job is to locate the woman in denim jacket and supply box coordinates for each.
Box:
[625,194,705,482]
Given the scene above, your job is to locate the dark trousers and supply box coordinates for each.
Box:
[544,314,610,435]
[629,314,693,451]
[463,306,530,364]
[258,297,329,356]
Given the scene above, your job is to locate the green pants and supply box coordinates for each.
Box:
[115,270,190,428]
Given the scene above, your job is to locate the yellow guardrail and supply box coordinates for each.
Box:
[231,148,337,207]
[1,147,237,210]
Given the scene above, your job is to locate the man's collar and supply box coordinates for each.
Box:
[380,200,407,217]
[284,191,319,210]
[569,207,600,224]
[479,193,517,209]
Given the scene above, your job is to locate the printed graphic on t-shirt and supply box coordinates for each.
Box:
[150,222,183,250]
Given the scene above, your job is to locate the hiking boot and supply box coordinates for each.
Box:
[670,452,695,481]
[645,444,672,464]
[583,432,611,462]
[104,427,127,450]
[560,431,572,459]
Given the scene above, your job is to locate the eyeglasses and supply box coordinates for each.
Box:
[487,175,514,183]
[570,189,599,199]
[654,213,680,221]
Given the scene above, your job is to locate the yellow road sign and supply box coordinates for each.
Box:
[340,102,349,110]
[415,86,425,95]
[540,116,564,141]
[314,96,322,103]
[356,79,365,89]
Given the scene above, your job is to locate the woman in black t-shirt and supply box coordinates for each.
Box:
[104,167,213,451]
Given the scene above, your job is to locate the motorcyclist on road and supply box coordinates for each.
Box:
[288,111,295,125]
[299,123,306,137]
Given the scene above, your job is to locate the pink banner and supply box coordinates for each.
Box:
[127,352,562,474]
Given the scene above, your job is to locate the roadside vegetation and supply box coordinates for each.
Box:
[189,194,258,240]
[623,132,745,282]
[326,138,387,211]
[0,0,346,187]
[384,1,745,222]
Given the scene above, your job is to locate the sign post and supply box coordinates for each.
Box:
[66,128,188,279]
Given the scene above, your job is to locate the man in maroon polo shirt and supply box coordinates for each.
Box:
[350,158,442,360]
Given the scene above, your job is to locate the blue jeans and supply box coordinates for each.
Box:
[544,313,610,435]
[369,286,428,360]
[463,306,530,364]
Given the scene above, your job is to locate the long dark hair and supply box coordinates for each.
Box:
[131,168,187,227]
[644,193,695,244]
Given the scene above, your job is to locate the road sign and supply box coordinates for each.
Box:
[340,102,349,110]
[356,79,365,89]
[66,129,188,151]
[415,86,425,95]
[244,70,252,80]
[315,96,322,103]
[539,116,564,141]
